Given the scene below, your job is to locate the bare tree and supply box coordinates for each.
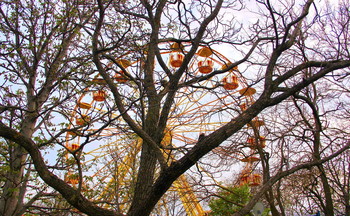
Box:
[0,0,349,216]
[0,0,95,215]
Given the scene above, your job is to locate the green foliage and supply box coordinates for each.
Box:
[209,185,251,216]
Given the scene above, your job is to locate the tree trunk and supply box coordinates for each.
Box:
[127,142,158,215]
[127,92,160,215]
[264,190,280,216]
[345,192,350,216]
[312,109,334,215]
[0,144,27,216]
[317,164,334,216]
[0,104,36,215]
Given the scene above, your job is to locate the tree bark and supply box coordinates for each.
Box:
[0,144,27,216]
[127,143,158,215]
[294,92,335,215]
[264,190,280,216]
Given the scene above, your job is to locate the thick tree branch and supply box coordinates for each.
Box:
[0,121,122,216]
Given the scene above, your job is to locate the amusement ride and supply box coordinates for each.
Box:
[62,42,267,215]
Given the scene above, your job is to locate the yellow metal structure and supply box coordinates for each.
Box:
[63,42,264,215]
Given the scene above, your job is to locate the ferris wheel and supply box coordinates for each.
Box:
[62,42,266,215]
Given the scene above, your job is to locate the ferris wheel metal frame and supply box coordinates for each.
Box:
[62,41,267,215]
